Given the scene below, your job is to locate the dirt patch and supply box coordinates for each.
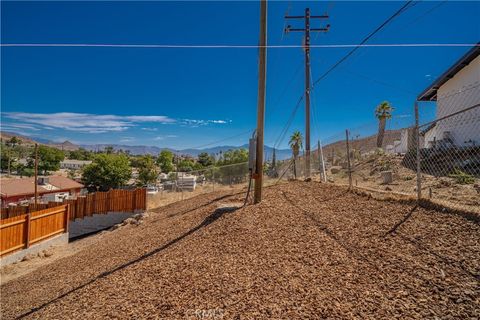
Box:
[327,153,480,212]
[147,182,243,210]
[1,182,479,319]
[1,233,102,284]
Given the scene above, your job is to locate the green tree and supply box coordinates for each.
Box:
[104,146,115,154]
[178,159,195,172]
[0,144,15,173]
[267,148,279,178]
[30,145,65,175]
[1,137,27,174]
[197,152,214,167]
[136,155,158,186]
[157,150,174,173]
[217,149,248,166]
[17,164,34,177]
[289,131,303,179]
[82,153,132,191]
[375,101,394,148]
[6,136,21,148]
[68,148,93,161]
[129,155,143,168]
[215,149,249,184]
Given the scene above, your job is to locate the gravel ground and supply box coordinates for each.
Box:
[1,181,479,319]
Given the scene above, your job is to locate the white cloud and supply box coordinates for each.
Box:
[154,134,178,141]
[120,136,135,142]
[2,112,231,134]
[180,119,231,126]
[3,112,175,133]
[0,128,32,136]
[125,116,173,122]
[1,123,41,131]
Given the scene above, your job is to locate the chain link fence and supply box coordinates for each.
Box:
[148,83,479,213]
[274,85,479,214]
[416,84,480,213]
[147,162,251,209]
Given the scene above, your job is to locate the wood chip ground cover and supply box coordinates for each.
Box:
[1,182,479,319]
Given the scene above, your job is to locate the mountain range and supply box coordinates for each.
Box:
[1,129,404,161]
[0,131,292,160]
[80,144,292,160]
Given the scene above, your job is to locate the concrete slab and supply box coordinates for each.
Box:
[68,211,143,239]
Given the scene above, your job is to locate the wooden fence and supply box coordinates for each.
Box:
[1,205,69,256]
[1,188,147,220]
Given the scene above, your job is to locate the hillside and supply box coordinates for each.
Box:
[0,131,79,151]
[321,129,403,156]
[0,129,291,159]
[2,128,403,161]
[1,182,478,319]
[81,143,291,160]
[0,131,38,145]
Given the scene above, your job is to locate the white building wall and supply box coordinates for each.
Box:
[424,126,438,148]
[434,56,480,147]
[394,129,409,153]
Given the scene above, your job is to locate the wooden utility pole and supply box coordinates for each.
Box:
[285,9,329,180]
[254,0,267,204]
[34,143,38,209]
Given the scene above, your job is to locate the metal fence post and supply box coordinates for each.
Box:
[318,140,327,182]
[345,129,353,190]
[415,101,422,201]
[212,167,215,192]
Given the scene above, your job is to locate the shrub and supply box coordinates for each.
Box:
[449,169,475,185]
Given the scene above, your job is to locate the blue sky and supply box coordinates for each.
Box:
[1,1,479,149]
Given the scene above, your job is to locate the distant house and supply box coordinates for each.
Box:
[417,44,480,148]
[0,176,84,206]
[60,159,92,170]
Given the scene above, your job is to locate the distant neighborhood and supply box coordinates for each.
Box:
[0,134,258,207]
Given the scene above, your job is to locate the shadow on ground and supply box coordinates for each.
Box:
[17,205,238,319]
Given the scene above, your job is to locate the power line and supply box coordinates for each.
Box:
[181,129,253,151]
[284,7,330,179]
[309,64,322,145]
[1,43,478,49]
[267,61,303,115]
[312,1,417,87]
[265,61,302,148]
[399,0,448,29]
[343,69,416,95]
[273,95,304,149]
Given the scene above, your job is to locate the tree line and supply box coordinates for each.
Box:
[1,138,265,191]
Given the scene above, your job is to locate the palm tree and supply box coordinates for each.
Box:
[289,131,303,179]
[375,101,394,148]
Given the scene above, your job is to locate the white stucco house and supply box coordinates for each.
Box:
[417,44,480,148]
[60,159,92,170]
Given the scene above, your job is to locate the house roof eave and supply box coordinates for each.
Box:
[417,43,480,102]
